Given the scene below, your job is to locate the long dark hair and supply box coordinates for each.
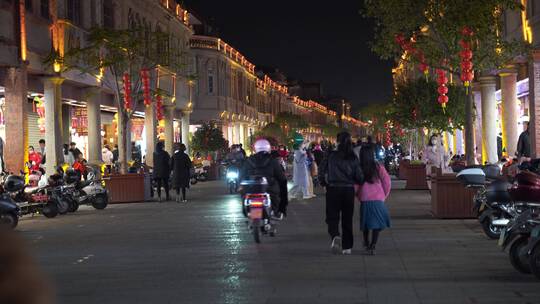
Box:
[360,145,379,183]
[428,134,438,147]
[337,131,356,160]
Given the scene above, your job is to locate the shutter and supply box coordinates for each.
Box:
[27,112,43,148]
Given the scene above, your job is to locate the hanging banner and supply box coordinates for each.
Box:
[71,107,88,136]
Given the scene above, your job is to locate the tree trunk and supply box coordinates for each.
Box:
[464,92,475,165]
[118,109,128,174]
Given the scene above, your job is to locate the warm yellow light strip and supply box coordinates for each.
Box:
[521,0,533,43]
[19,0,27,61]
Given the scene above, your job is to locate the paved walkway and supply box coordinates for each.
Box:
[17,180,540,304]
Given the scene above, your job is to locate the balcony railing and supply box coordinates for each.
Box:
[159,0,189,27]
[190,35,255,74]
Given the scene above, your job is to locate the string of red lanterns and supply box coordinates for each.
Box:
[141,69,152,107]
[459,27,474,92]
[123,72,132,111]
[436,68,449,109]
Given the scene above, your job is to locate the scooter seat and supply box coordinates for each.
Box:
[24,186,39,194]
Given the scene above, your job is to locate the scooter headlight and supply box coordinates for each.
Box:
[226,171,238,179]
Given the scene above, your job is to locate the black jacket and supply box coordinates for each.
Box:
[517,130,531,158]
[241,152,287,186]
[171,151,192,188]
[319,151,364,187]
[153,150,171,179]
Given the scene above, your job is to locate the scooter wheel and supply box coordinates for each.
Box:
[509,236,532,274]
[480,216,502,240]
[0,213,18,229]
[529,243,540,280]
[42,201,59,218]
[68,199,79,213]
[91,194,108,210]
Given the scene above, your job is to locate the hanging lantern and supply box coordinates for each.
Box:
[156,94,164,121]
[123,72,132,111]
[141,69,152,106]
[459,27,474,90]
[436,69,449,109]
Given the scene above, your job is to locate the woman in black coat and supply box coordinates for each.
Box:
[153,141,171,201]
[171,143,193,203]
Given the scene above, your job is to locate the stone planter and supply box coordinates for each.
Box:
[431,170,477,219]
[405,163,428,190]
[103,173,146,203]
[398,159,410,180]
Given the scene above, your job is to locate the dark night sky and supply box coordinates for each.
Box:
[183,0,394,111]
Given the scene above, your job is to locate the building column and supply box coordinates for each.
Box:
[530,51,540,158]
[235,123,241,145]
[3,66,27,173]
[164,106,175,155]
[479,76,498,164]
[43,77,64,175]
[144,104,157,167]
[473,89,483,162]
[181,110,191,155]
[86,88,102,165]
[62,104,71,145]
[500,70,519,158]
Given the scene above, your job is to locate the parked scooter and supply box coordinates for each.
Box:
[3,174,59,218]
[457,164,516,239]
[0,191,20,228]
[241,176,277,243]
[66,169,108,210]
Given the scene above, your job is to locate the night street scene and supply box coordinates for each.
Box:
[2,0,540,303]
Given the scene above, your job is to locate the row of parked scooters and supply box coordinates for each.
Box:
[457,159,540,279]
[0,166,108,229]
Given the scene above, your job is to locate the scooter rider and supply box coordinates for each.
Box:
[240,139,287,219]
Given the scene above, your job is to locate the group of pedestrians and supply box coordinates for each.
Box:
[152,141,193,203]
[319,131,392,255]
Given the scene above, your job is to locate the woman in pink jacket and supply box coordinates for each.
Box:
[357,145,391,255]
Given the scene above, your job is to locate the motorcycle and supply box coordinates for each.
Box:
[241,176,277,243]
[69,170,108,210]
[190,164,209,185]
[457,164,516,239]
[0,192,20,228]
[226,165,240,194]
[3,174,59,218]
[498,204,540,274]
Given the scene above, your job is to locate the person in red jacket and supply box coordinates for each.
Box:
[28,146,42,171]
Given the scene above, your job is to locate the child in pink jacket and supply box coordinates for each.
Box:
[356,145,391,255]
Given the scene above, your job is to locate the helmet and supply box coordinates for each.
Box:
[253,139,271,153]
[4,175,25,192]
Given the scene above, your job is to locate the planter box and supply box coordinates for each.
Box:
[103,173,146,203]
[431,170,477,219]
[405,163,428,190]
[398,159,410,180]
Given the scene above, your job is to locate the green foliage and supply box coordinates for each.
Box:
[391,78,466,132]
[364,0,527,74]
[320,124,343,138]
[191,123,227,153]
[255,122,287,144]
[274,112,308,134]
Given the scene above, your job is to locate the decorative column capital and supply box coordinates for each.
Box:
[43,76,65,86]
[499,65,518,77]
[478,75,497,87]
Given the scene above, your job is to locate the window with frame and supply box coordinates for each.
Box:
[40,0,49,19]
[103,0,114,28]
[208,73,214,95]
[66,0,81,25]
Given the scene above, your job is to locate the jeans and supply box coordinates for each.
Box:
[325,186,355,250]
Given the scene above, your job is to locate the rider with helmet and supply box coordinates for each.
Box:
[240,139,287,219]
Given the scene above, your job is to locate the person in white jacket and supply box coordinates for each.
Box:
[102,145,114,174]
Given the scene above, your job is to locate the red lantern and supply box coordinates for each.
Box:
[437,85,448,95]
[460,61,473,71]
[141,69,152,106]
[438,95,449,105]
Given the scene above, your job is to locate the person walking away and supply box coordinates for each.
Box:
[313,144,324,167]
[357,145,391,255]
[171,143,192,203]
[153,141,171,202]
[102,145,114,174]
[271,149,289,216]
[112,145,119,166]
[289,143,311,200]
[63,144,75,166]
[69,142,81,161]
[517,121,531,164]
[241,139,287,219]
[319,131,364,255]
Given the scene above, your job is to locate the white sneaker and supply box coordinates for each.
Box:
[331,236,342,254]
[342,249,352,255]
